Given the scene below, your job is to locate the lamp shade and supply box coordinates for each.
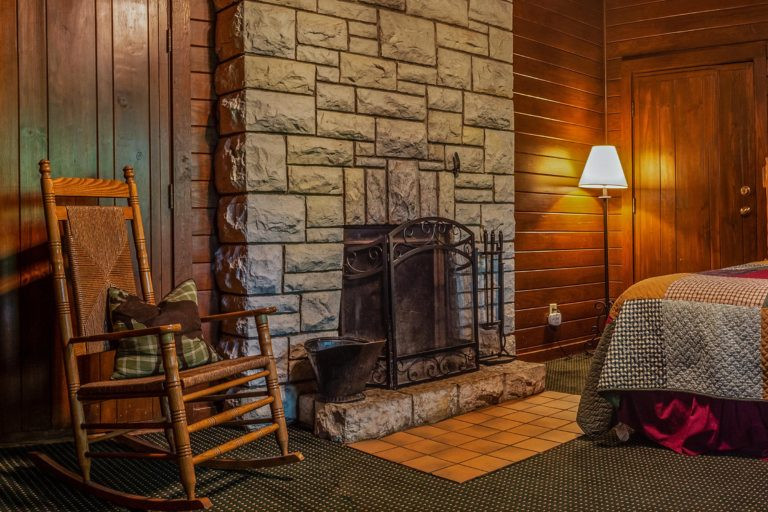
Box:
[579,145,627,189]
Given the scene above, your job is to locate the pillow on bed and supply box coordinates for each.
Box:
[108,279,219,379]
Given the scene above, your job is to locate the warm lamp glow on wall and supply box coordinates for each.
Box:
[579,145,627,336]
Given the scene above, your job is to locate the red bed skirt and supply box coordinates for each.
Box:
[618,391,768,459]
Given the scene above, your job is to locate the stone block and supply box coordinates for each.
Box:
[216,2,296,61]
[284,271,343,292]
[455,188,492,202]
[348,21,377,39]
[350,37,378,56]
[403,381,459,424]
[429,143,445,162]
[289,358,317,383]
[438,172,455,219]
[317,83,355,112]
[494,175,514,202]
[407,0,468,26]
[285,243,343,272]
[307,195,345,227]
[464,92,514,130]
[427,86,463,112]
[219,90,315,135]
[357,156,387,168]
[217,335,289,380]
[463,126,484,146]
[366,168,388,224]
[485,129,515,174]
[446,145,484,173]
[481,203,514,239]
[297,45,339,65]
[469,20,488,33]
[214,244,283,294]
[472,57,514,99]
[469,0,513,31]
[428,110,462,143]
[419,171,438,217]
[215,133,287,194]
[261,0,317,10]
[356,142,375,156]
[289,331,339,360]
[215,55,315,96]
[437,48,471,89]
[317,111,375,141]
[288,165,344,194]
[380,10,436,66]
[221,293,300,315]
[344,167,366,224]
[436,24,488,55]
[397,81,426,96]
[357,89,426,121]
[297,11,348,50]
[314,389,413,442]
[376,118,428,159]
[499,360,546,400]
[456,370,504,412]
[360,0,404,8]
[316,65,340,82]
[218,193,305,243]
[318,0,377,22]
[455,203,480,225]
[301,290,342,331]
[307,227,343,242]
[397,62,437,84]
[387,160,420,224]
[456,172,492,189]
[340,54,397,90]
[489,27,513,64]
[287,136,354,165]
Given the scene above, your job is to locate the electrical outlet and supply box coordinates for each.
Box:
[547,303,562,328]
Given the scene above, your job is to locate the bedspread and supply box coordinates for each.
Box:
[577,261,768,436]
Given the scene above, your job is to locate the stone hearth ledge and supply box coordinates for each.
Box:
[298,360,545,443]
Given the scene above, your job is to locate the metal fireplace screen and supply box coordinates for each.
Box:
[341,217,479,389]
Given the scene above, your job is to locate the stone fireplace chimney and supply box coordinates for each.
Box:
[213,0,515,419]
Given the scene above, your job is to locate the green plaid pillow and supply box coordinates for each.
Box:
[108,279,219,379]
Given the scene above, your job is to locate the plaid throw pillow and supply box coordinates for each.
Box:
[108,279,219,379]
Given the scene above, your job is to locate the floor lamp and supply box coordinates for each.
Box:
[578,146,627,344]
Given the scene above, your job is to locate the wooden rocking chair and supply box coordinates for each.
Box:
[31,160,303,510]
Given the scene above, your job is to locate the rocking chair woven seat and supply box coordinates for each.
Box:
[77,354,272,398]
[31,160,303,511]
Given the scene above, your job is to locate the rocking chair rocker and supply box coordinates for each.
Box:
[31,160,303,510]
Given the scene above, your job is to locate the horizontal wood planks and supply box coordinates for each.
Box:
[190,0,219,342]
[514,0,613,359]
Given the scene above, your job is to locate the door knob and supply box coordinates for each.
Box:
[741,185,752,196]
[740,206,752,216]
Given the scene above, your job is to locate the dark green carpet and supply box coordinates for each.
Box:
[3,425,768,511]
[545,352,592,395]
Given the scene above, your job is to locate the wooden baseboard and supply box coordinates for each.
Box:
[516,338,592,362]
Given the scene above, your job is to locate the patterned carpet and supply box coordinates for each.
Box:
[4,355,768,511]
[545,352,593,395]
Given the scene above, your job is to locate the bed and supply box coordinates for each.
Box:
[577,261,768,457]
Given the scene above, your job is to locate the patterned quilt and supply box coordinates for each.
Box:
[577,261,768,436]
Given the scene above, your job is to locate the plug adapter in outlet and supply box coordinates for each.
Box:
[547,303,562,328]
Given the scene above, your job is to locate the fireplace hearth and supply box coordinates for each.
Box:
[341,217,479,389]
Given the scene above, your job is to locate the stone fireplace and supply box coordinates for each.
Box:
[212,0,515,419]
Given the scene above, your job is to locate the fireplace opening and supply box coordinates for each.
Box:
[341,217,479,389]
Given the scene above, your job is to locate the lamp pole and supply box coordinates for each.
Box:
[600,186,610,311]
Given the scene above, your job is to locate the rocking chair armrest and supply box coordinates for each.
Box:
[200,307,277,323]
[67,324,183,345]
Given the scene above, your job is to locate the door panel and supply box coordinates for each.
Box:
[632,63,759,281]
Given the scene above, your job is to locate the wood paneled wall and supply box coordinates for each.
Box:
[514,0,616,360]
[190,0,219,338]
[0,0,173,441]
[605,1,768,288]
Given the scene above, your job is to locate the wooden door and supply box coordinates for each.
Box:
[632,62,760,281]
[0,0,175,437]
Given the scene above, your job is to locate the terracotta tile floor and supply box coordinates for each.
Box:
[348,391,583,483]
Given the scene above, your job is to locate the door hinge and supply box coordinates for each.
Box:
[168,183,174,210]
[166,29,172,53]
